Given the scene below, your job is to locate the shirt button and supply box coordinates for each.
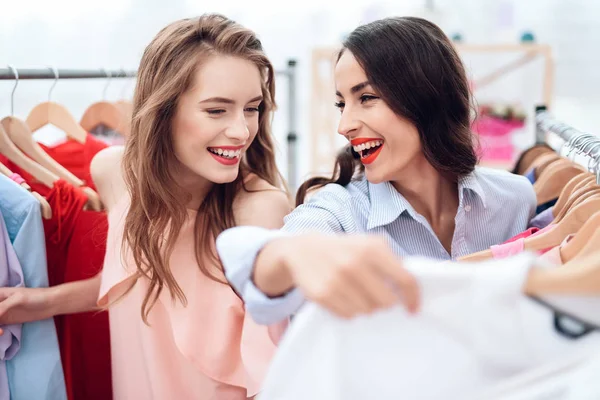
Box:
[464,205,472,212]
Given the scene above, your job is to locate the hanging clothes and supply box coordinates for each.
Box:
[0,133,108,196]
[0,175,66,400]
[43,179,111,400]
[489,224,556,259]
[258,254,600,400]
[0,208,24,400]
[529,207,554,229]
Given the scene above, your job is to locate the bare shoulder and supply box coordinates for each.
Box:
[234,174,292,229]
[90,146,127,210]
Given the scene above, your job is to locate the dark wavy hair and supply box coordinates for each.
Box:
[296,16,478,206]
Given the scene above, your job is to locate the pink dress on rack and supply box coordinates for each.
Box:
[98,196,286,400]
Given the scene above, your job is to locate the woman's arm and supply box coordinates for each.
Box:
[221,186,420,325]
[0,273,102,325]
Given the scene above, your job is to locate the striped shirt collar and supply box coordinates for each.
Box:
[366,171,487,230]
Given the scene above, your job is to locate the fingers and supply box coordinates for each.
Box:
[344,264,400,311]
[0,287,17,302]
[368,239,421,313]
[0,292,23,323]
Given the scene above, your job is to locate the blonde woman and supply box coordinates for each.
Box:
[0,14,292,399]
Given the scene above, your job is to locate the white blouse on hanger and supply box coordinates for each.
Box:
[258,253,600,400]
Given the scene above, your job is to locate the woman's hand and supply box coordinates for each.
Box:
[254,234,420,319]
[0,286,58,326]
[0,274,103,335]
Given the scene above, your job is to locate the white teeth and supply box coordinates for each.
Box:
[352,140,382,153]
[209,148,242,159]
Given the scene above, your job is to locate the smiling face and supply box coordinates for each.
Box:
[334,50,426,184]
[171,54,264,187]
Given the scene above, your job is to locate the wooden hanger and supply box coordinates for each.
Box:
[553,184,600,223]
[0,118,58,188]
[27,102,87,144]
[80,101,123,134]
[560,211,600,264]
[81,71,125,136]
[552,172,593,217]
[26,68,87,144]
[523,198,600,252]
[5,114,104,212]
[524,251,600,296]
[0,160,52,219]
[6,114,86,187]
[529,153,562,180]
[5,119,102,213]
[0,161,13,178]
[459,197,600,263]
[114,100,132,137]
[533,160,585,205]
[516,145,554,175]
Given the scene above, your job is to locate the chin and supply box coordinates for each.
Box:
[205,169,240,184]
[363,168,387,184]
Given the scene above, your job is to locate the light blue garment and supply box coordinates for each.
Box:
[0,175,66,400]
[217,167,536,325]
[0,208,24,400]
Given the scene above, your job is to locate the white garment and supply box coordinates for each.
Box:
[259,254,600,400]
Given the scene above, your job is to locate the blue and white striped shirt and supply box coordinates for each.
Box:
[217,167,536,324]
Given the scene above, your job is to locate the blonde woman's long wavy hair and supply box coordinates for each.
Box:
[122,14,283,323]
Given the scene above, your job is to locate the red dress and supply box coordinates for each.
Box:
[0,133,108,196]
[43,180,112,400]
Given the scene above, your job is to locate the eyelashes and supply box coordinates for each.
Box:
[206,107,260,115]
[334,94,379,111]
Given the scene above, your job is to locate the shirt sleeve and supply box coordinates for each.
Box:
[217,190,346,325]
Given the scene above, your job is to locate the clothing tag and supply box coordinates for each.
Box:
[32,124,69,147]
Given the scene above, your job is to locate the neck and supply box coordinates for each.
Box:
[173,162,214,212]
[390,158,458,224]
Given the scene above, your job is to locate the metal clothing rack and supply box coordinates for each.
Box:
[535,105,600,183]
[0,62,299,188]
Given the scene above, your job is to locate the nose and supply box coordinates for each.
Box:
[224,113,250,143]
[337,108,360,139]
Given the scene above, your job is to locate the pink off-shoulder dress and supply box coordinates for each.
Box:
[98,196,287,399]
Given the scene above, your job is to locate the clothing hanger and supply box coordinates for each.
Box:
[534,159,585,205]
[26,67,87,144]
[515,145,554,175]
[523,197,600,252]
[8,67,103,212]
[559,211,600,264]
[553,181,599,223]
[551,172,593,218]
[80,70,123,135]
[0,66,59,189]
[458,197,600,263]
[114,100,132,137]
[6,67,103,211]
[0,160,52,219]
[563,164,600,264]
[529,152,562,180]
[113,70,133,137]
[0,161,13,178]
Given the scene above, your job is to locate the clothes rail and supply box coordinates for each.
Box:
[0,68,136,80]
[535,105,600,183]
[0,62,299,188]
